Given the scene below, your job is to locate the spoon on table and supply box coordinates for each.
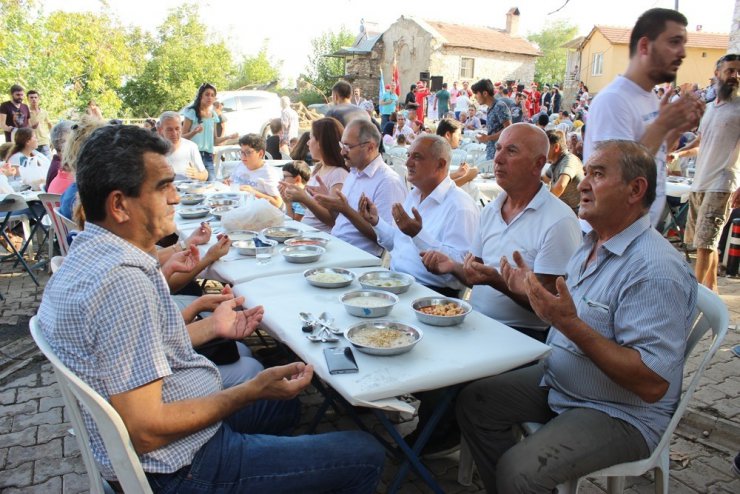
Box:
[306,326,339,343]
[299,312,317,333]
[317,312,342,335]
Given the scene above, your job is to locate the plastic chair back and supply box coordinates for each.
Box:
[30,317,153,494]
[51,206,75,254]
[37,193,65,257]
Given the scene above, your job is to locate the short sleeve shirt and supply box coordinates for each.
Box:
[230,163,282,197]
[0,101,30,141]
[182,107,220,154]
[380,91,398,115]
[548,152,584,210]
[485,99,512,159]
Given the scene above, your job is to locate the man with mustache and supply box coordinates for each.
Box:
[0,84,30,142]
[583,8,705,228]
[671,53,740,291]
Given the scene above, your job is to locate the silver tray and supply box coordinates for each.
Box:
[180,193,205,205]
[358,271,414,294]
[303,268,355,288]
[411,296,472,326]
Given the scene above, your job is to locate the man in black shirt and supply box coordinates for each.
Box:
[0,84,31,142]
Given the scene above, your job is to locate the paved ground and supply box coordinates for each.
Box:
[0,247,738,493]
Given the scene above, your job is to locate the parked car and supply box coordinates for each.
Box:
[182,90,281,139]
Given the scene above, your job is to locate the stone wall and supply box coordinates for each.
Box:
[429,46,536,86]
[379,18,439,95]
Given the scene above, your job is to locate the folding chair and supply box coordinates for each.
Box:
[38,193,64,261]
[458,284,730,493]
[30,317,153,494]
[0,195,39,286]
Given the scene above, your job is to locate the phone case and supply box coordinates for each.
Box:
[324,346,359,374]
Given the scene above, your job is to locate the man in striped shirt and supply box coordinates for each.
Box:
[456,140,697,493]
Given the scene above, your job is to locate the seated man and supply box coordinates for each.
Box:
[228,133,283,209]
[542,129,584,213]
[358,134,479,297]
[38,125,384,493]
[457,140,697,493]
[157,111,208,181]
[423,123,581,343]
[315,119,407,256]
[463,106,481,130]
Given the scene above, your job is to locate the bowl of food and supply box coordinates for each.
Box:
[340,290,398,318]
[210,205,234,220]
[280,245,325,263]
[262,226,302,243]
[358,271,414,294]
[227,230,258,244]
[304,268,355,288]
[210,193,240,202]
[208,198,238,209]
[411,297,472,326]
[345,320,422,356]
[178,206,210,219]
[233,238,277,256]
[180,193,205,206]
[285,236,330,248]
[175,181,206,193]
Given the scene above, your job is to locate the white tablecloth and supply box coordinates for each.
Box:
[665,179,692,203]
[234,267,550,411]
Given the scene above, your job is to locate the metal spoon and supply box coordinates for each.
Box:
[299,312,317,333]
[318,312,342,335]
[306,326,339,343]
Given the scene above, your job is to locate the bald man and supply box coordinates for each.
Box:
[423,123,581,342]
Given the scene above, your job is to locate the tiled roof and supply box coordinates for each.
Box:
[592,26,729,50]
[423,20,541,57]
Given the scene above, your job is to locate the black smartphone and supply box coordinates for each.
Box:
[324,346,359,374]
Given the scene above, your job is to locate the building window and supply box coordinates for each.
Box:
[460,57,475,79]
[592,53,604,76]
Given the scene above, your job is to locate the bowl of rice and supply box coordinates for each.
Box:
[345,320,423,356]
[304,268,355,288]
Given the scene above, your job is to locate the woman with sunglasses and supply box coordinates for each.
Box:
[182,83,237,180]
[279,117,349,232]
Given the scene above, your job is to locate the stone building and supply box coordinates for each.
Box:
[334,8,540,105]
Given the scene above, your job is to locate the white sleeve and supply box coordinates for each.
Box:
[532,216,583,275]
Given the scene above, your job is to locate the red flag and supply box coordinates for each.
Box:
[392,58,400,97]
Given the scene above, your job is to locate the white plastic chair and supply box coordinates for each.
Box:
[458,284,730,493]
[50,255,64,273]
[214,146,241,178]
[450,149,467,168]
[385,146,408,158]
[476,159,494,173]
[52,206,76,254]
[30,317,153,494]
[389,155,410,190]
[38,193,64,259]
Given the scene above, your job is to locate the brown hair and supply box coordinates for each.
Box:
[311,117,347,171]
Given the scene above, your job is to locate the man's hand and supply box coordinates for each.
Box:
[162,245,200,278]
[315,189,350,214]
[524,273,578,329]
[420,250,456,274]
[186,222,212,246]
[211,296,265,340]
[462,252,504,288]
[656,89,705,134]
[393,203,422,237]
[252,362,314,401]
[192,124,204,135]
[358,193,379,226]
[239,184,257,194]
[500,250,532,297]
[203,234,231,263]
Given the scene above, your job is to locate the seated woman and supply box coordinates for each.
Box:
[290,131,313,166]
[280,117,348,233]
[265,118,283,160]
[227,134,283,209]
[7,128,51,189]
[280,161,311,221]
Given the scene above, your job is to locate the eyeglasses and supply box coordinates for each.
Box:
[240,149,257,157]
[339,141,370,151]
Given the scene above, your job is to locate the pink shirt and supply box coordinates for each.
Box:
[301,165,349,232]
[48,169,74,195]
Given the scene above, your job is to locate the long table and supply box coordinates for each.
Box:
[176,203,382,285]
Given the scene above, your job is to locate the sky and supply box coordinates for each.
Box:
[41,0,736,82]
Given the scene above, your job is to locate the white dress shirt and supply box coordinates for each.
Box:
[331,155,407,256]
[374,176,479,289]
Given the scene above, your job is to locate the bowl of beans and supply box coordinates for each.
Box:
[411,297,472,326]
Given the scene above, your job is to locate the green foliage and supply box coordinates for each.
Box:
[527,20,578,86]
[229,41,282,90]
[120,4,234,117]
[301,27,355,96]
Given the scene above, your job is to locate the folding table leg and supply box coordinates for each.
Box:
[1,230,39,286]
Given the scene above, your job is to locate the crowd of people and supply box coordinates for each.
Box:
[0,5,737,494]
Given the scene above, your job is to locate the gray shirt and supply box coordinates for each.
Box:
[543,214,697,451]
[38,223,222,477]
[547,152,584,211]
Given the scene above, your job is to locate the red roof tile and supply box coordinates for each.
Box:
[423,20,541,57]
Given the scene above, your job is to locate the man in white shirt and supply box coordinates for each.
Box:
[583,8,704,227]
[393,113,415,142]
[674,54,740,291]
[357,134,480,296]
[157,111,207,181]
[423,123,581,342]
[315,119,407,256]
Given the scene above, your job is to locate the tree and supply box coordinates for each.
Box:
[229,41,282,90]
[301,27,355,96]
[120,4,234,117]
[527,20,578,85]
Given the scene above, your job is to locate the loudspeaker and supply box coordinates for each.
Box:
[430,76,443,91]
[419,71,430,82]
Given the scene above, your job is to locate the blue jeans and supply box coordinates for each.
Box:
[147,398,385,493]
[200,151,214,181]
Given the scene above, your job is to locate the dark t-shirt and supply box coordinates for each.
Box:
[265,135,281,160]
[0,101,31,141]
[436,90,450,115]
[324,104,370,128]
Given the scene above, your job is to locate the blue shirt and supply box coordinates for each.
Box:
[38,223,222,477]
[182,107,220,154]
[543,214,697,451]
[485,99,511,159]
[380,91,398,116]
[59,181,77,219]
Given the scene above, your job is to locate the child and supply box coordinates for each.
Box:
[280,161,311,221]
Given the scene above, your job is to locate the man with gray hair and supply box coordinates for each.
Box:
[45,120,74,191]
[279,96,299,145]
[315,118,406,256]
[358,134,479,296]
[157,111,207,181]
[457,139,697,492]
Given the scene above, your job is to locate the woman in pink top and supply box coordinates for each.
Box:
[280,117,349,232]
[47,165,74,194]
